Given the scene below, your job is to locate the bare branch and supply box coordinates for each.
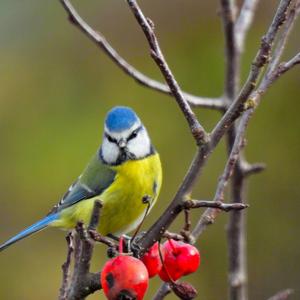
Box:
[220,2,251,297]
[192,106,252,238]
[211,0,292,146]
[220,0,239,99]
[152,283,171,300]
[241,161,266,176]
[155,198,249,300]
[134,0,297,259]
[185,200,248,211]
[236,0,260,52]
[271,52,300,79]
[267,289,294,300]
[55,2,300,299]
[136,146,209,255]
[163,231,185,241]
[89,230,117,249]
[257,51,300,95]
[127,0,208,145]
[67,200,103,300]
[59,0,223,110]
[59,232,75,300]
[266,0,300,77]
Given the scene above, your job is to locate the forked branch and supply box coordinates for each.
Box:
[59,0,223,110]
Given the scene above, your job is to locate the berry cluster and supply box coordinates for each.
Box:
[100,238,201,300]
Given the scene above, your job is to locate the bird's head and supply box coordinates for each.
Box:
[100,106,153,165]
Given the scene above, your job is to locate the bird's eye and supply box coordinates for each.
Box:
[127,130,138,141]
[105,133,117,144]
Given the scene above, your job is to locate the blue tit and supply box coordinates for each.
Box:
[0,106,162,251]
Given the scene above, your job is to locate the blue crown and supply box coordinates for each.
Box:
[105,106,139,132]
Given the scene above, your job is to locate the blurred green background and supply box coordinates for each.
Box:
[0,1,299,299]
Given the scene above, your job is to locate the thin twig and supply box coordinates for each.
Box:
[270,52,300,80]
[57,2,300,299]
[254,51,300,96]
[266,1,300,77]
[89,230,117,248]
[135,0,295,258]
[241,161,266,177]
[185,200,248,211]
[163,231,185,241]
[222,1,261,297]
[220,0,238,99]
[127,0,209,145]
[236,0,260,52]
[59,0,224,110]
[267,289,294,300]
[152,283,171,300]
[191,107,252,238]
[59,232,75,300]
[67,200,103,300]
[211,0,292,147]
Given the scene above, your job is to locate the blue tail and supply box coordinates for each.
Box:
[0,213,59,252]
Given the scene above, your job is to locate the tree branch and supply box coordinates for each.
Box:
[236,0,260,52]
[211,0,292,146]
[266,0,300,77]
[133,0,296,258]
[59,232,75,300]
[221,1,251,299]
[220,0,238,99]
[270,52,300,80]
[184,200,248,211]
[267,289,294,300]
[56,1,299,299]
[152,283,171,300]
[64,200,103,300]
[241,161,266,177]
[59,0,224,110]
[127,0,209,145]
[191,103,251,239]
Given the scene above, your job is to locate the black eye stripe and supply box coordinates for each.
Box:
[105,126,143,144]
[105,133,118,144]
[127,126,143,141]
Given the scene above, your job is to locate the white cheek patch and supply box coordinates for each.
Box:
[101,125,152,164]
[101,137,120,164]
[127,129,151,159]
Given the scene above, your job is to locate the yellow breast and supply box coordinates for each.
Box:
[55,153,162,236]
[99,153,162,235]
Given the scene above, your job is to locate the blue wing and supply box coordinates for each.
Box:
[53,151,116,212]
[0,152,115,252]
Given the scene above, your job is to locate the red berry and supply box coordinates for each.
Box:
[101,255,149,300]
[140,242,162,278]
[159,239,200,282]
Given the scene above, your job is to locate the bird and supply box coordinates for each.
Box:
[0,106,162,251]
